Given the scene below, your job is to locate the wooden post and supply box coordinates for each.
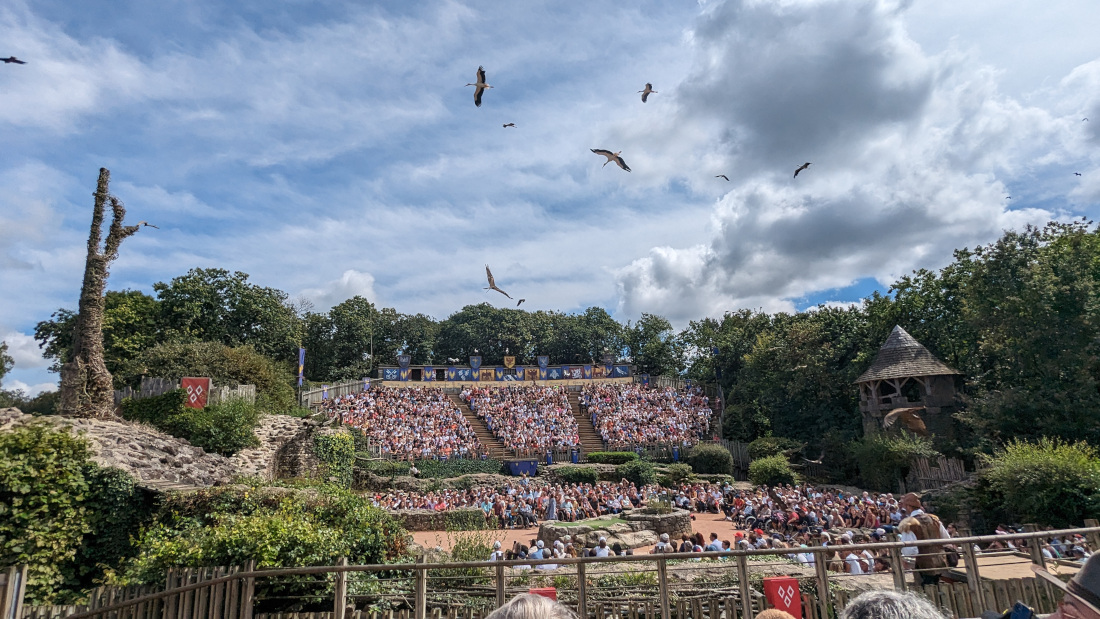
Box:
[1084,519,1100,552]
[415,556,427,619]
[962,543,986,612]
[1023,525,1045,567]
[814,549,831,619]
[576,563,587,619]
[1,565,27,619]
[495,564,506,609]
[656,558,671,619]
[241,560,256,619]
[736,554,752,619]
[888,544,907,592]
[335,557,349,619]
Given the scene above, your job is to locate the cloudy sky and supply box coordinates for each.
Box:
[2,0,1099,394]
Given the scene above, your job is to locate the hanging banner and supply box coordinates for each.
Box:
[446,366,457,381]
[495,367,506,381]
[593,365,606,379]
[604,363,614,377]
[455,368,474,381]
[382,368,400,381]
[537,367,548,380]
[611,365,631,377]
[297,348,306,387]
[322,384,329,399]
[423,366,434,381]
[537,356,549,369]
[504,356,516,369]
[470,356,482,371]
[397,354,411,369]
[763,577,802,619]
[398,367,410,381]
[547,367,563,380]
[480,368,495,382]
[526,368,540,381]
[181,377,210,409]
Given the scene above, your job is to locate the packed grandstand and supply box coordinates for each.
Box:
[319,380,715,459]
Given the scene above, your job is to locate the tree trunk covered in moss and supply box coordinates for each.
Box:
[60,168,140,418]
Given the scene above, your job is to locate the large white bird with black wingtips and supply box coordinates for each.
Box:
[638,83,656,102]
[591,149,631,172]
[465,66,492,107]
[483,264,512,299]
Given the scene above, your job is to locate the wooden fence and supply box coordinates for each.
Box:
[2,565,27,619]
[903,456,969,492]
[113,377,256,408]
[17,524,1100,619]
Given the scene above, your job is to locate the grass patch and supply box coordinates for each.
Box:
[549,517,628,528]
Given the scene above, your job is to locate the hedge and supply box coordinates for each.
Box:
[314,432,356,488]
[121,391,261,456]
[748,436,803,460]
[616,460,656,486]
[685,444,733,475]
[417,458,502,478]
[748,455,798,486]
[586,452,639,465]
[556,466,599,485]
[979,439,1100,528]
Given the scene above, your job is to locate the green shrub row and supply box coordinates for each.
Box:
[555,466,599,485]
[585,451,639,465]
[748,436,804,460]
[685,444,734,475]
[748,455,798,486]
[417,458,502,478]
[616,460,656,486]
[314,432,355,488]
[120,390,261,456]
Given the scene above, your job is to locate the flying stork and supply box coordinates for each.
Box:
[591,149,631,172]
[638,83,657,103]
[793,162,811,178]
[465,66,492,107]
[484,265,512,299]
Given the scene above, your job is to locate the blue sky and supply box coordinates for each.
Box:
[2,0,1100,394]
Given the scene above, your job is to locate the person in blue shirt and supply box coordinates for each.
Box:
[705,532,723,552]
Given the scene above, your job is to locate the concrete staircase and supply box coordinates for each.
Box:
[448,393,510,460]
[567,393,605,455]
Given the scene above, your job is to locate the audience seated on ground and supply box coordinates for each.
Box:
[580,383,712,448]
[321,386,482,459]
[461,385,579,451]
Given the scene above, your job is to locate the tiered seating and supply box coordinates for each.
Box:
[461,385,580,451]
[322,387,482,459]
[580,383,712,448]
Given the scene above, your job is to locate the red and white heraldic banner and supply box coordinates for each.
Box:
[763,577,802,619]
[181,377,211,409]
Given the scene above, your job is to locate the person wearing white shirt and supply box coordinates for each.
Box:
[489,541,505,561]
[594,538,611,557]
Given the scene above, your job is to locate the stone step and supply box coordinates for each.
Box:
[448,393,510,459]
[567,393,605,454]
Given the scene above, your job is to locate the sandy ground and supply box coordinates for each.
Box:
[411,509,761,555]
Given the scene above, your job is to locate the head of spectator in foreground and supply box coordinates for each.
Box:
[486,593,576,619]
[1035,553,1100,618]
[838,590,947,619]
[754,611,796,619]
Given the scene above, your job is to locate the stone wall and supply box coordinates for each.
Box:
[538,508,692,550]
[232,415,320,480]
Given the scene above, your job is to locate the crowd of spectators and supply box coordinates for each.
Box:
[580,383,712,448]
[461,385,580,451]
[321,386,482,459]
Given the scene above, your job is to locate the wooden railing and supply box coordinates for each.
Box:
[12,522,1100,619]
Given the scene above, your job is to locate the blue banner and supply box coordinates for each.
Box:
[538,367,548,380]
[423,366,434,381]
[495,367,506,381]
[322,385,329,399]
[611,365,630,377]
[297,348,306,386]
[583,365,593,379]
[449,368,473,381]
[547,366,563,380]
[383,368,400,381]
[605,363,614,376]
[399,367,410,381]
[470,356,482,371]
[538,355,549,369]
[397,354,411,368]
[446,366,457,381]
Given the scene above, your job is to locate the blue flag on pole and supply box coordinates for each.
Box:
[298,348,306,386]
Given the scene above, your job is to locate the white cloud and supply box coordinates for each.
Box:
[299,269,378,312]
[1,330,48,370]
[4,379,57,397]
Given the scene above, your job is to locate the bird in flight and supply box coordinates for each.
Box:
[793,162,811,178]
[1084,118,1090,122]
[716,174,729,181]
[135,221,159,229]
[1076,172,1083,176]
[484,265,512,299]
[465,66,492,107]
[503,123,515,128]
[882,407,928,436]
[2,57,26,64]
[638,83,657,103]
[591,149,631,172]
[516,299,526,307]
[803,451,826,466]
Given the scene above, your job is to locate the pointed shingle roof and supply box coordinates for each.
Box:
[855,325,961,383]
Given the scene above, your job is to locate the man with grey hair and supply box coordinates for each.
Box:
[838,590,948,619]
[486,593,576,619]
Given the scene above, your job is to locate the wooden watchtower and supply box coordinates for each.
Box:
[856,325,962,437]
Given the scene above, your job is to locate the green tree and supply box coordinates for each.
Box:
[625,313,682,376]
[0,341,12,387]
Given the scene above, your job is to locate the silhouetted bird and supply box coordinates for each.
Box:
[1075,172,1083,176]
[135,221,159,229]
[1,57,26,64]
[793,162,811,178]
[484,265,512,299]
[517,299,526,307]
[716,175,729,181]
[503,123,515,128]
[591,149,631,172]
[465,66,492,107]
[638,83,656,103]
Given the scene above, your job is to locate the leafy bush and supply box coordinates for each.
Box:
[749,455,798,486]
[314,431,356,488]
[158,398,262,456]
[556,466,599,486]
[108,485,408,588]
[586,451,640,465]
[417,458,502,478]
[0,423,92,604]
[359,460,412,477]
[71,466,156,589]
[443,510,489,531]
[685,443,734,475]
[748,436,803,460]
[616,460,656,486]
[120,389,187,423]
[853,434,940,492]
[660,463,694,487]
[979,439,1100,528]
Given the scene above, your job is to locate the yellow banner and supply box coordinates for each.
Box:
[504,356,516,368]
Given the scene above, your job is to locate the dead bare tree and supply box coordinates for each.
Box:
[59,168,143,418]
